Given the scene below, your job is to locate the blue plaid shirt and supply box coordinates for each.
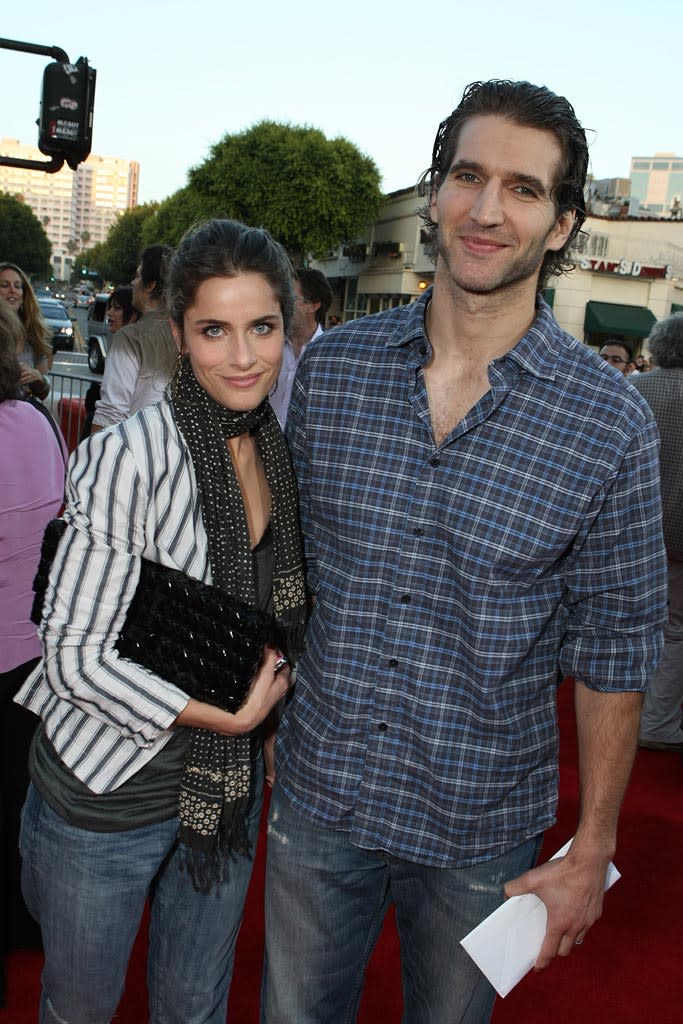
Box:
[277,291,667,867]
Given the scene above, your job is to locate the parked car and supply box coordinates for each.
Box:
[86,293,113,372]
[37,297,75,352]
[74,293,94,309]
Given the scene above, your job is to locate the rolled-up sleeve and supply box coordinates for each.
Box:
[560,415,668,690]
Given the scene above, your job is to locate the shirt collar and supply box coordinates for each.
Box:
[386,287,562,381]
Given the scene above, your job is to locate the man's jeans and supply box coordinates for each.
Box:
[20,760,263,1024]
[261,784,542,1024]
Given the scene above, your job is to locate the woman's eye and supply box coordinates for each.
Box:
[253,322,272,336]
[203,325,223,338]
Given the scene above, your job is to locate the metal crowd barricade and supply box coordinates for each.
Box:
[47,368,93,453]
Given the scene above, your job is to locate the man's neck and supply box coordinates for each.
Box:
[290,323,318,360]
[427,271,539,367]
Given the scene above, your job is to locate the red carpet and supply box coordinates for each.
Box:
[3,679,681,1022]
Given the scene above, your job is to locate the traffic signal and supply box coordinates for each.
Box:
[38,57,96,170]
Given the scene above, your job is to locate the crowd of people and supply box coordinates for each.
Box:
[1,77,680,1024]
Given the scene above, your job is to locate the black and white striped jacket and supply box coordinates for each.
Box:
[17,398,211,793]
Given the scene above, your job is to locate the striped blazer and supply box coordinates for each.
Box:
[17,398,211,793]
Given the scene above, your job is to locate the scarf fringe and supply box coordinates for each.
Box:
[178,794,252,894]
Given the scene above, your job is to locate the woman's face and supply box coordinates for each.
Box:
[176,273,284,412]
[0,269,24,313]
[107,300,125,333]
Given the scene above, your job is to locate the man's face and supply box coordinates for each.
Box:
[599,344,631,375]
[429,114,574,298]
[289,281,319,350]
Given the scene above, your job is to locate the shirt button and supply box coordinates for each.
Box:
[430,456,440,467]
[419,344,428,357]
[388,658,398,667]
[400,594,411,603]
[414,527,425,536]
[378,722,388,732]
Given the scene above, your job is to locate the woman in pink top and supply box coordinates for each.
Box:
[0,302,65,1005]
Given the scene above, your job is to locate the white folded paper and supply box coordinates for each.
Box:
[460,838,620,997]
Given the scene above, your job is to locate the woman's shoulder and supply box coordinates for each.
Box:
[94,398,185,468]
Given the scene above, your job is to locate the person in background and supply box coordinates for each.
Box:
[270,267,332,427]
[0,301,66,1007]
[81,285,139,440]
[0,262,52,401]
[91,245,176,431]
[16,219,307,1024]
[598,338,633,376]
[631,313,683,752]
[261,80,667,1024]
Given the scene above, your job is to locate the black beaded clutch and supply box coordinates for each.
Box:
[32,519,274,713]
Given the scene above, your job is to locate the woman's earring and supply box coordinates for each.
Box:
[172,352,185,396]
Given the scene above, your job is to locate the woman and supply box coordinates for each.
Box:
[81,285,139,440]
[0,263,52,400]
[0,301,66,1006]
[17,219,307,1024]
[107,282,138,332]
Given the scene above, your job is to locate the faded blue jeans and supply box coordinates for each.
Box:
[261,784,542,1024]
[20,757,263,1024]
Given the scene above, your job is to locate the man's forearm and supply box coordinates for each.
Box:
[572,680,643,859]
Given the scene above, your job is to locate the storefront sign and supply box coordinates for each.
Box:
[580,258,672,280]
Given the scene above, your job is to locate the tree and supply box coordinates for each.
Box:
[94,203,159,283]
[73,243,106,284]
[141,187,213,248]
[185,121,383,263]
[0,192,51,277]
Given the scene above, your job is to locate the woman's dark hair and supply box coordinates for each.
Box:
[417,80,589,290]
[139,245,174,302]
[108,284,137,325]
[167,219,295,333]
[0,300,25,402]
[647,312,683,369]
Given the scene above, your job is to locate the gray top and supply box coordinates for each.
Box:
[631,367,683,560]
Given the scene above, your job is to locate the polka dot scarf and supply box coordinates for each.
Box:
[171,355,307,890]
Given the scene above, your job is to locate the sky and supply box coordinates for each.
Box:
[2,0,680,206]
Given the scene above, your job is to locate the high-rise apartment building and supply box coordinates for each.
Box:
[0,137,139,278]
[629,154,683,217]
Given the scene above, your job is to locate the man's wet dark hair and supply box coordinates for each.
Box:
[418,80,589,290]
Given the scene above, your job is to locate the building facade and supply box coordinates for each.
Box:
[313,187,683,354]
[629,154,683,218]
[0,137,139,279]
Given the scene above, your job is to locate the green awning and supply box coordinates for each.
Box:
[584,301,656,338]
[671,303,683,314]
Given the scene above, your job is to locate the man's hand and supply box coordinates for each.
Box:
[504,845,610,968]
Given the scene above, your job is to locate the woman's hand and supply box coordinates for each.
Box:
[174,646,292,737]
[20,366,49,397]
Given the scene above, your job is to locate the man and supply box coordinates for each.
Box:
[92,245,176,430]
[262,81,667,1024]
[598,338,633,375]
[270,267,332,427]
[631,313,683,752]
